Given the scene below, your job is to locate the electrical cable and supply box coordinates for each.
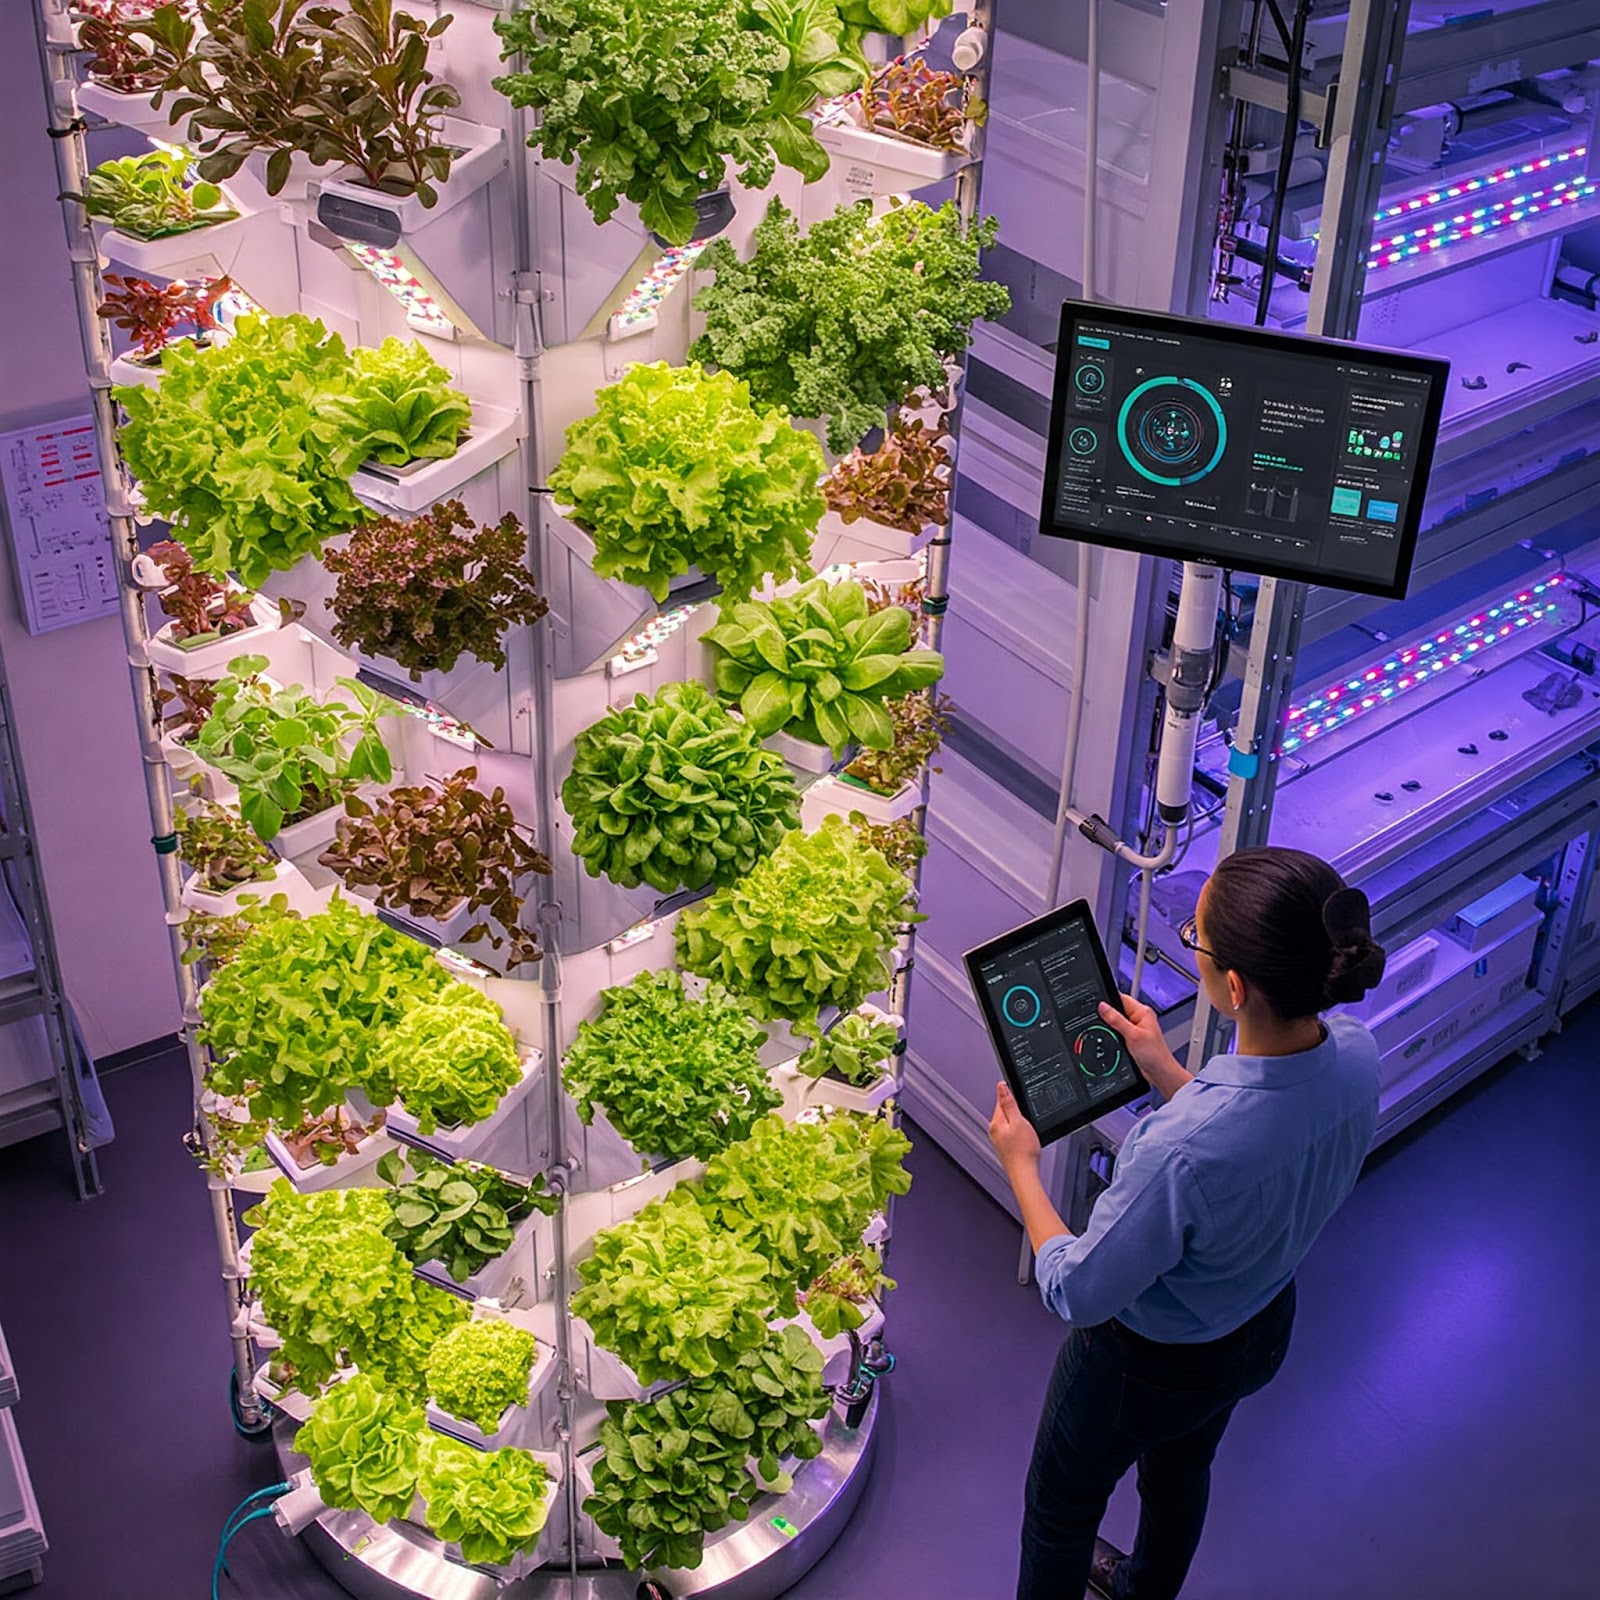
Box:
[211,1486,291,1599]
[1255,0,1312,326]
[1262,0,1293,55]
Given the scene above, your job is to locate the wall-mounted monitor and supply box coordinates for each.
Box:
[1039,301,1450,599]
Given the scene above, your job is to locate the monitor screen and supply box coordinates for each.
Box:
[1039,302,1449,598]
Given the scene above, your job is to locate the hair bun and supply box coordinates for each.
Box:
[1323,931,1387,1005]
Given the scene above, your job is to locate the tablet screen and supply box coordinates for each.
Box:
[965,902,1147,1144]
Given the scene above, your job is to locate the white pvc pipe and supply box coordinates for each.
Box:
[1045,543,1094,908]
[1083,0,1101,303]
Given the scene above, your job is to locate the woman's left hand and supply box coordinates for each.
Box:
[989,1081,1042,1173]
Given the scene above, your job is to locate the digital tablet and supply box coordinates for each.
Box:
[964,901,1147,1145]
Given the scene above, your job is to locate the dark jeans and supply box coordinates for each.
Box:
[1018,1280,1296,1600]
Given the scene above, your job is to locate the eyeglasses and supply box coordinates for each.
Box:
[1179,916,1220,963]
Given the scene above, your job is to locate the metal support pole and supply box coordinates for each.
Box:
[31,0,261,1420]
[1190,0,1415,1064]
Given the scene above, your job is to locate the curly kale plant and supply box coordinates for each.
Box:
[115,314,366,586]
[200,894,455,1125]
[245,1181,468,1396]
[585,1324,830,1571]
[321,502,548,680]
[379,1149,557,1283]
[494,0,778,246]
[426,1318,538,1433]
[561,681,799,896]
[418,1435,553,1564]
[676,817,916,1036]
[295,1374,425,1526]
[798,1009,900,1087]
[331,337,471,467]
[549,362,822,603]
[705,577,944,754]
[563,969,778,1162]
[692,198,1010,452]
[698,1112,911,1311]
[572,1190,772,1383]
[371,989,523,1133]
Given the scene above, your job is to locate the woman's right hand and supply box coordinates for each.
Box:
[1097,993,1193,1100]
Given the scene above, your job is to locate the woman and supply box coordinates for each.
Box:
[989,846,1387,1600]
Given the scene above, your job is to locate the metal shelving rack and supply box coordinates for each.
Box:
[31,1,998,1594]
[0,629,99,1199]
[903,0,1600,1213]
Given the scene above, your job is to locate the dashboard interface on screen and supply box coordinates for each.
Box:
[1041,304,1448,599]
[967,906,1142,1143]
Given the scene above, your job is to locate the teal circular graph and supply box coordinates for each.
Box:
[1116,376,1228,486]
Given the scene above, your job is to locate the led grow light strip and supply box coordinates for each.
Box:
[607,601,703,676]
[343,242,455,335]
[1281,575,1567,755]
[1372,144,1587,224]
[1368,178,1596,266]
[608,241,709,339]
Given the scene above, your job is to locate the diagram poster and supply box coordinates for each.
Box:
[0,415,120,634]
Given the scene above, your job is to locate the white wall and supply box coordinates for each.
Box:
[0,6,179,1057]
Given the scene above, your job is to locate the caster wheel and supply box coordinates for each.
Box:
[230,1369,273,1439]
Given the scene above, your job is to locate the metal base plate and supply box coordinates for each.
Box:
[276,1388,878,1600]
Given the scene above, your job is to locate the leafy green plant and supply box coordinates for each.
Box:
[65,148,236,239]
[561,682,800,895]
[572,1190,772,1383]
[180,890,298,972]
[697,1112,910,1311]
[585,1325,829,1571]
[175,789,278,893]
[114,313,369,585]
[837,0,953,36]
[77,0,166,95]
[378,1149,557,1283]
[321,502,549,680]
[757,0,867,181]
[849,811,926,875]
[244,1180,468,1395]
[704,577,944,755]
[824,409,951,533]
[295,1373,424,1525]
[803,1247,894,1339]
[191,657,394,841]
[426,1319,538,1433]
[563,969,779,1162]
[320,769,551,970]
[866,54,967,151]
[277,1102,385,1169]
[155,671,217,736]
[200,894,455,1125]
[418,1435,553,1564]
[99,273,230,364]
[143,537,255,642]
[797,1009,900,1087]
[137,0,461,204]
[549,362,822,603]
[676,816,917,1036]
[330,338,471,467]
[493,0,780,246]
[842,688,952,795]
[692,198,1010,452]
[371,989,523,1133]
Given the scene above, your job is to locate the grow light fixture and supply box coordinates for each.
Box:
[607,242,709,341]
[1281,574,1567,755]
[607,601,703,678]
[1371,144,1588,224]
[343,242,456,336]
[1367,176,1596,267]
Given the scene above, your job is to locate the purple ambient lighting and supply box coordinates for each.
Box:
[1281,575,1567,755]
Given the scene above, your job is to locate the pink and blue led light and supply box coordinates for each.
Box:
[1368,177,1596,267]
[1281,575,1566,755]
